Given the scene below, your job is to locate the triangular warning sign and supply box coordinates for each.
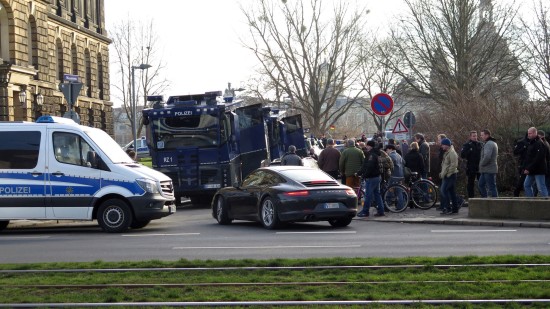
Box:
[392,118,409,134]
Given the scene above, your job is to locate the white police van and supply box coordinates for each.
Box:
[0,116,175,233]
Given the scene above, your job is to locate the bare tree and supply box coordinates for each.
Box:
[518,0,550,112]
[110,19,170,141]
[385,0,523,128]
[241,0,368,136]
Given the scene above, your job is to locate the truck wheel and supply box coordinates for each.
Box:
[215,196,232,225]
[260,197,280,229]
[190,196,201,205]
[97,199,132,233]
[191,195,213,206]
[130,220,151,229]
[0,220,9,231]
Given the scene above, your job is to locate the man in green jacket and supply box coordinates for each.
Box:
[439,138,460,215]
[339,139,364,188]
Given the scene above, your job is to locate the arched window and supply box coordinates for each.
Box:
[29,16,39,79]
[71,43,78,75]
[0,3,10,61]
[85,49,91,97]
[56,38,64,81]
[97,52,104,99]
[27,18,32,65]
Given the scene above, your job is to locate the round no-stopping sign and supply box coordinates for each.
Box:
[371,93,394,116]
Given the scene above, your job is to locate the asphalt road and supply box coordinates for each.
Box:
[1,206,550,263]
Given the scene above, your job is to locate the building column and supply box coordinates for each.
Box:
[0,65,11,121]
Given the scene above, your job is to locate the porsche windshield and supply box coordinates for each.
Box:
[150,114,220,149]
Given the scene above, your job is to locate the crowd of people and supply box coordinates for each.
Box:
[281,126,550,217]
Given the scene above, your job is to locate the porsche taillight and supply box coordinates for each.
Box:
[284,190,310,197]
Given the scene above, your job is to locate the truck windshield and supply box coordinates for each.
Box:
[84,129,133,163]
[151,114,219,149]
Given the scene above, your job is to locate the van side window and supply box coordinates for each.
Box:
[0,131,41,169]
[53,132,95,167]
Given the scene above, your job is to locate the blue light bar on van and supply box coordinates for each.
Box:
[147,95,164,102]
[36,115,78,124]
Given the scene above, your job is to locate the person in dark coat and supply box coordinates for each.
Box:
[404,142,425,178]
[538,130,550,194]
[281,145,303,166]
[414,133,430,178]
[523,127,548,197]
[318,139,340,179]
[356,140,385,217]
[460,130,482,199]
[513,132,530,197]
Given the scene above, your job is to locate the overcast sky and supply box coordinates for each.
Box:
[104,0,403,105]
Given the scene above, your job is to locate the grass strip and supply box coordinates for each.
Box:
[0,255,549,304]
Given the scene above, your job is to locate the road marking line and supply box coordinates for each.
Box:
[276,231,357,234]
[431,230,517,233]
[122,233,200,237]
[173,245,361,250]
[0,236,51,239]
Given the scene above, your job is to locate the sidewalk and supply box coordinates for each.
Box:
[355,205,550,228]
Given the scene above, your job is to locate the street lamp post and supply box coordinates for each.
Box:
[131,63,152,153]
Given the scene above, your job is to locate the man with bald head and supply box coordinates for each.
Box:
[523,127,549,197]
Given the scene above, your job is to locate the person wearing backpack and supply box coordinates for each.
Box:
[356,140,385,217]
[377,142,393,183]
[385,144,406,210]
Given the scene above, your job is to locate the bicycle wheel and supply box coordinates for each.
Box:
[411,180,438,209]
[383,183,410,213]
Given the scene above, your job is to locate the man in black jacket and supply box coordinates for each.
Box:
[356,141,385,217]
[537,130,550,194]
[513,132,530,196]
[460,131,482,199]
[523,127,549,197]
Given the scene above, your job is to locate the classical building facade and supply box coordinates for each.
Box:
[0,0,112,133]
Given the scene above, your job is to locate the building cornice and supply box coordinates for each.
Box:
[47,13,112,44]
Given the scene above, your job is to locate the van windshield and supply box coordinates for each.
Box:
[84,129,133,163]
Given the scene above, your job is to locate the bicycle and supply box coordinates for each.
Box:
[358,177,410,213]
[381,178,410,213]
[405,172,438,209]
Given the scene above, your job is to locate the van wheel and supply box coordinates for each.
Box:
[97,199,132,233]
[130,220,151,229]
[0,220,9,231]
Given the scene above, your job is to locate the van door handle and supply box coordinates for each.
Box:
[29,172,43,177]
[52,172,65,177]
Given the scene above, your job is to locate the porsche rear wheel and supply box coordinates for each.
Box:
[260,197,280,229]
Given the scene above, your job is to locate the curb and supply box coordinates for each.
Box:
[358,217,550,228]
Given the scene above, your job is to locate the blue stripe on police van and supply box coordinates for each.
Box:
[0,172,146,196]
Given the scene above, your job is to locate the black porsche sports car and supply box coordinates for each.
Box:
[211,166,358,229]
